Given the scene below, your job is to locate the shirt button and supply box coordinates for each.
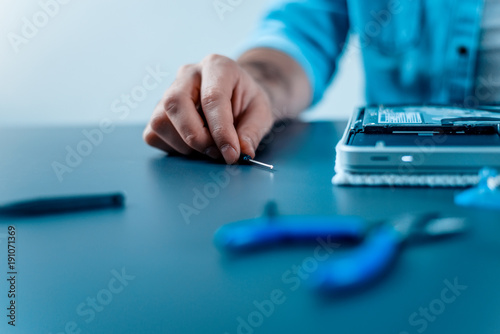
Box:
[457,46,468,56]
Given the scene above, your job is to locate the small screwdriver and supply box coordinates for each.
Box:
[240,154,274,170]
[0,192,125,216]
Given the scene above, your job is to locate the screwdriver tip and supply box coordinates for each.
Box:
[240,155,274,170]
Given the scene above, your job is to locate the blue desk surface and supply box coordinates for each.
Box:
[0,122,499,334]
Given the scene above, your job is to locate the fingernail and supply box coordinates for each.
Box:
[220,144,238,164]
[204,146,221,160]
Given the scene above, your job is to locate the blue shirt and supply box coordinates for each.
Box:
[239,0,486,108]
[475,0,500,104]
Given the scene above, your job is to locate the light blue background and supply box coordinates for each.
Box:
[0,0,364,126]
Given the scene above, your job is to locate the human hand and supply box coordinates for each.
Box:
[143,54,275,164]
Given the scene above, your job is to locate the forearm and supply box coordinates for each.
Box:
[237,48,312,120]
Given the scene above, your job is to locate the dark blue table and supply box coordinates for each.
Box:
[0,122,499,334]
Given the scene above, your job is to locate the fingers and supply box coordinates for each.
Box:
[145,109,193,155]
[200,55,241,164]
[165,66,219,156]
[236,96,274,158]
[144,64,221,160]
[144,55,275,164]
[143,125,186,155]
[143,128,172,152]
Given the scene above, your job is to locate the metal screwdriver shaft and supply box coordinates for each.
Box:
[241,154,274,170]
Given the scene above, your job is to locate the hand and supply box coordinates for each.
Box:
[143,54,275,164]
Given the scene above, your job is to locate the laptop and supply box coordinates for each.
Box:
[333,105,500,186]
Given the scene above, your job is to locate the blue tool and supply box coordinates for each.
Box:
[455,168,500,211]
[214,202,467,291]
[312,213,467,291]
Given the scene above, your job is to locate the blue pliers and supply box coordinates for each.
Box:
[214,202,467,291]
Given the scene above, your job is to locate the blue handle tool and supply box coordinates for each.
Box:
[311,213,467,291]
[213,202,467,292]
[455,168,500,211]
[311,224,402,290]
[214,215,367,252]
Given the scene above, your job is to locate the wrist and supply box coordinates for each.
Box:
[238,60,289,121]
[237,48,311,119]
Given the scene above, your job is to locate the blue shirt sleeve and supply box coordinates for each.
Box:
[237,0,350,106]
